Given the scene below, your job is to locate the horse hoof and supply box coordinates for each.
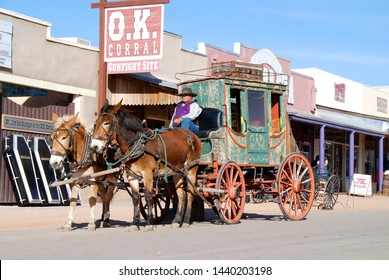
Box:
[88,224,96,231]
[171,222,180,229]
[181,223,190,228]
[62,225,72,232]
[128,225,140,232]
[144,225,154,232]
[102,222,111,228]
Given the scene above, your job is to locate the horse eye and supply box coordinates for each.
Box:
[104,122,110,126]
[61,136,67,141]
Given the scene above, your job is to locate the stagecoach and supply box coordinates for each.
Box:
[181,61,315,223]
[50,61,316,230]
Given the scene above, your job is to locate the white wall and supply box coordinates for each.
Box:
[293,67,389,119]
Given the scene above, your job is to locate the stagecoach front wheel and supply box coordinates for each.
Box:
[140,183,171,224]
[277,153,315,220]
[215,161,246,224]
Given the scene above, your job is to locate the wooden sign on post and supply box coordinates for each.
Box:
[91,0,170,110]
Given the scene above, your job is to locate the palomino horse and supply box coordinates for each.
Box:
[50,113,117,231]
[90,101,202,231]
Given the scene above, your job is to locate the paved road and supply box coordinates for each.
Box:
[1,193,389,260]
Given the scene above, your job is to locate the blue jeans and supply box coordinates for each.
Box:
[180,118,199,133]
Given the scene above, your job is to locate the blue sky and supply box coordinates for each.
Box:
[1,0,388,86]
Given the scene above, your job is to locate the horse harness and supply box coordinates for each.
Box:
[98,112,199,183]
[93,112,119,149]
[50,127,95,174]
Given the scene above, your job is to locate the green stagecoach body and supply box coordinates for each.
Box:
[176,62,316,223]
[179,62,291,167]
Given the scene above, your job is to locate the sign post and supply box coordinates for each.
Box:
[91,0,170,110]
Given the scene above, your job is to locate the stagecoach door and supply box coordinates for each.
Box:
[245,89,269,164]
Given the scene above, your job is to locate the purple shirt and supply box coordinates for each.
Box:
[169,100,202,128]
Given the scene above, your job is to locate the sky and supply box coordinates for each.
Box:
[1,0,388,86]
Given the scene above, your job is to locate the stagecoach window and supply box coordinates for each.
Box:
[230,88,243,133]
[248,90,265,127]
[271,93,281,133]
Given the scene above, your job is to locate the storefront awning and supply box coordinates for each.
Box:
[0,72,95,97]
[288,108,389,137]
[110,73,180,106]
[127,73,177,89]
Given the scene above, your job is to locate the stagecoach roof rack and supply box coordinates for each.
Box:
[211,61,263,81]
[175,61,289,86]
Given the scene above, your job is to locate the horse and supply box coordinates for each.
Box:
[90,101,202,231]
[49,112,118,231]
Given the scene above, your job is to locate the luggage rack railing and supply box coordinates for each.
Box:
[211,61,263,81]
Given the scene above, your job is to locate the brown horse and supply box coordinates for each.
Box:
[90,101,202,231]
[50,113,117,231]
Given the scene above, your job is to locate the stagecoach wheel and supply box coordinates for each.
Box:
[140,185,171,224]
[277,152,315,221]
[322,175,340,210]
[215,161,246,224]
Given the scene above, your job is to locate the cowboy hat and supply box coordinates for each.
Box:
[178,87,197,96]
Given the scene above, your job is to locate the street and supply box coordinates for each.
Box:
[1,193,389,260]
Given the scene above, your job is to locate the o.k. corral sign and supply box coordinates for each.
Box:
[104,4,164,74]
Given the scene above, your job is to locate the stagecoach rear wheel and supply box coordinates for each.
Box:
[322,174,340,209]
[215,161,246,224]
[277,152,315,220]
[140,184,171,224]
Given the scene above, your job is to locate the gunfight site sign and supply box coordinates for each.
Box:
[104,4,164,74]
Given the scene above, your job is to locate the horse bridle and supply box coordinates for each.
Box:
[50,127,75,159]
[51,126,95,171]
[93,112,119,148]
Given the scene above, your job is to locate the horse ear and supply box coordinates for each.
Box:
[67,113,79,128]
[52,112,58,122]
[112,99,123,113]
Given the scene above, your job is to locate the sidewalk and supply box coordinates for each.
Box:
[331,192,389,211]
[1,190,388,231]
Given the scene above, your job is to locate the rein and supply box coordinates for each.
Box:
[97,115,170,182]
[51,126,94,172]
[104,129,161,167]
[106,128,199,184]
[97,112,199,184]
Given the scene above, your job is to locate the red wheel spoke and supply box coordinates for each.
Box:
[281,169,293,183]
[295,194,304,211]
[215,161,245,224]
[283,189,293,204]
[231,199,237,218]
[278,153,315,220]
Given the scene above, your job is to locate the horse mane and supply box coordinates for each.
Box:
[53,114,88,134]
[101,104,147,134]
[53,114,80,129]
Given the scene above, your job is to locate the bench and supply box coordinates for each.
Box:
[196,108,222,138]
